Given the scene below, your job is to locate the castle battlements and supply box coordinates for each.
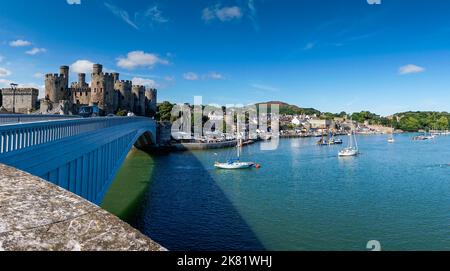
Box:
[46,73,67,79]
[43,63,157,117]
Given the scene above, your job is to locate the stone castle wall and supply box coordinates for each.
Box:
[42,63,157,116]
[0,88,39,114]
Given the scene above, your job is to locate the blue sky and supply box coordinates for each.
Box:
[0,0,450,115]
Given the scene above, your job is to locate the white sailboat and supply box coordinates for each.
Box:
[388,126,395,143]
[214,126,256,170]
[339,129,359,157]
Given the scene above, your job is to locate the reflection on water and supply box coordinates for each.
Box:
[127,134,450,251]
[101,148,155,221]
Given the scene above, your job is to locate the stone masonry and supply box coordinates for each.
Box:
[0,88,39,114]
[43,64,157,116]
[0,163,165,251]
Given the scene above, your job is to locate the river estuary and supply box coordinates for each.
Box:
[103,134,450,251]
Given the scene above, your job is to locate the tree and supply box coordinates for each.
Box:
[399,116,421,131]
[436,116,449,130]
[156,101,174,122]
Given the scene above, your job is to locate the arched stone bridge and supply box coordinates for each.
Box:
[0,115,156,205]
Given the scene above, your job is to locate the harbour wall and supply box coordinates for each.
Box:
[173,140,237,151]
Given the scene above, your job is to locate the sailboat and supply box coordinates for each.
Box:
[317,129,343,145]
[338,129,359,157]
[214,128,255,170]
[388,126,395,143]
[329,131,343,145]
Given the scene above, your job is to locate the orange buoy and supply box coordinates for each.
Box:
[255,164,261,169]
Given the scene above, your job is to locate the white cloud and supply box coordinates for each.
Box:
[105,3,168,30]
[183,72,199,81]
[367,0,382,4]
[25,47,47,55]
[70,60,95,73]
[207,72,225,80]
[0,67,12,77]
[132,77,158,88]
[104,2,138,29]
[67,0,81,4]
[247,0,259,31]
[117,51,169,70]
[164,76,175,82]
[136,6,168,26]
[399,64,425,75]
[34,72,44,79]
[202,5,243,22]
[250,83,279,92]
[0,79,13,87]
[9,39,32,47]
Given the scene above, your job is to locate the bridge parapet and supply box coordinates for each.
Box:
[0,114,80,125]
[0,116,156,204]
[0,117,153,154]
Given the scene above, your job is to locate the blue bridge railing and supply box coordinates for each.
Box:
[0,114,80,125]
[0,116,156,204]
[0,117,149,154]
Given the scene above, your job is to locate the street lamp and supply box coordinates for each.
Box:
[10,83,18,114]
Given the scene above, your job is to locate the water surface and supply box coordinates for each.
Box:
[124,134,450,251]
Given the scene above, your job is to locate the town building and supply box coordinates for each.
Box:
[309,118,332,129]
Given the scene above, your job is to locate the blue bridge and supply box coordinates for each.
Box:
[0,114,156,205]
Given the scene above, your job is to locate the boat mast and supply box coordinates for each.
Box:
[236,116,240,159]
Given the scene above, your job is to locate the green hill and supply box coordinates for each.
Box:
[256,101,321,116]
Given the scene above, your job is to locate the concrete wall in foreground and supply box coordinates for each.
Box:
[0,163,164,251]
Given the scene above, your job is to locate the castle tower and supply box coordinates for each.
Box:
[90,64,115,114]
[78,73,87,86]
[112,72,119,82]
[45,65,70,103]
[60,66,69,78]
[115,79,133,111]
[132,85,146,116]
[93,64,103,74]
[145,88,157,117]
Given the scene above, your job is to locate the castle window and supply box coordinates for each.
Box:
[61,87,63,91]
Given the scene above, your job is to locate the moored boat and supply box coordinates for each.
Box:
[339,129,359,157]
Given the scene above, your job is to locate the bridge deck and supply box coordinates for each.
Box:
[0,163,164,251]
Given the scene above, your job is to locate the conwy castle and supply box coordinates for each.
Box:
[0,63,157,116]
[41,64,157,116]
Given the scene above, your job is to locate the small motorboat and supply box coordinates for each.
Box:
[329,138,343,145]
[387,137,395,143]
